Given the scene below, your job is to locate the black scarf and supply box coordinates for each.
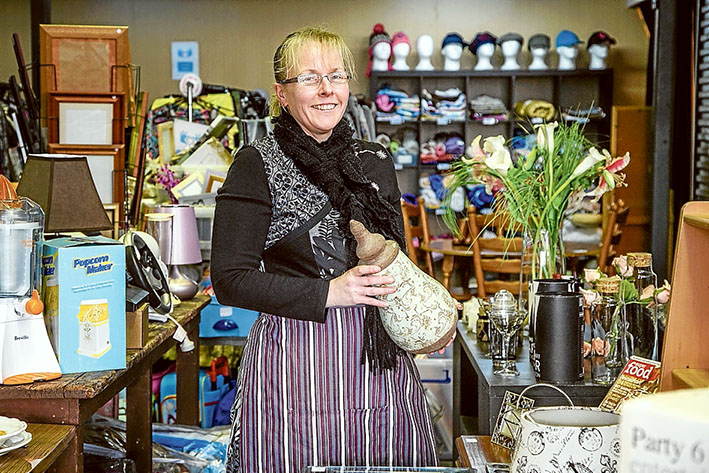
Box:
[273,111,404,372]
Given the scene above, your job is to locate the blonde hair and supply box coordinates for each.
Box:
[270,26,356,117]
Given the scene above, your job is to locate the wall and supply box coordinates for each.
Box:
[0,1,31,81]
[1,0,648,106]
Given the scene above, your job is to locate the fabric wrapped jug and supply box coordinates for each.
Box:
[350,220,457,353]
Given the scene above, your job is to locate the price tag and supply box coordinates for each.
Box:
[437,163,451,170]
[390,115,404,125]
[436,117,450,125]
[397,154,414,165]
[531,117,544,125]
[435,208,446,215]
[393,163,404,170]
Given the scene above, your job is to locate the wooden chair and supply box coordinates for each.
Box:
[466,207,526,298]
[598,199,630,274]
[400,197,434,277]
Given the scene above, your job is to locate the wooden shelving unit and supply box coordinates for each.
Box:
[369,69,613,194]
[659,201,709,391]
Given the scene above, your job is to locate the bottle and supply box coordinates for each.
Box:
[627,253,659,361]
[591,277,623,385]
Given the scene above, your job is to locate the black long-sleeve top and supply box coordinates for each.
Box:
[210,134,401,323]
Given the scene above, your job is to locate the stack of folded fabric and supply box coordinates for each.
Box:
[375,84,419,121]
[469,94,509,124]
[513,99,556,122]
[561,105,606,123]
[421,88,466,121]
[420,132,464,164]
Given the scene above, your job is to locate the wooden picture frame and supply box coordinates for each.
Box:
[47,92,125,145]
[39,24,133,122]
[205,173,226,193]
[102,203,120,239]
[48,143,126,222]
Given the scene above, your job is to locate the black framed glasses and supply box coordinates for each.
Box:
[278,71,351,86]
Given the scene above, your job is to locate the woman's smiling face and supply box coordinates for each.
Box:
[274,44,349,142]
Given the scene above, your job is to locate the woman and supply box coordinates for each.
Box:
[212,26,442,473]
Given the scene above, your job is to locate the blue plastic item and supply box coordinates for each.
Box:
[159,370,230,428]
[199,296,259,338]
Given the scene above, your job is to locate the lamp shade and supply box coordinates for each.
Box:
[16,154,111,233]
[154,204,202,265]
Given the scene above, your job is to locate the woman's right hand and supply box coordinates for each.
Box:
[326,265,396,308]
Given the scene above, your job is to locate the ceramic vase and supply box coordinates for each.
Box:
[350,220,457,354]
[511,406,621,473]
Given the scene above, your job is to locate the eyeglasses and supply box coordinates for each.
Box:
[278,71,351,86]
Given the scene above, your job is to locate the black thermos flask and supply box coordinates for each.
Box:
[533,291,584,383]
[529,278,579,376]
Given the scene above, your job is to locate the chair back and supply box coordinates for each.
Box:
[400,197,435,277]
[598,199,630,274]
[466,208,526,298]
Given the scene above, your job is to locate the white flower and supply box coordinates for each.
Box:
[580,288,601,307]
[485,148,512,176]
[571,147,605,178]
[535,122,558,156]
[482,136,512,176]
[656,280,671,304]
[612,255,634,278]
[584,268,602,284]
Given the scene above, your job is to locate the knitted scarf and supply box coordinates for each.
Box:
[273,111,404,372]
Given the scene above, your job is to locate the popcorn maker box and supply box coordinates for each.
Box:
[42,236,126,374]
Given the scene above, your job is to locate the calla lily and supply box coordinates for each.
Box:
[483,135,506,155]
[463,135,485,164]
[571,147,605,178]
[535,122,558,156]
[485,147,512,176]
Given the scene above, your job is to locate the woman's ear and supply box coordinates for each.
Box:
[274,83,288,109]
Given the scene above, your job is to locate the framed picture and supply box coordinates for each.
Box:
[39,24,133,122]
[157,121,175,164]
[47,92,125,145]
[48,143,126,221]
[102,203,120,239]
[205,172,226,193]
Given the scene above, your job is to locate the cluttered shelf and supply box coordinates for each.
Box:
[0,424,76,473]
[0,295,209,473]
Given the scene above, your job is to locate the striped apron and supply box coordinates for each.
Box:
[225,305,438,473]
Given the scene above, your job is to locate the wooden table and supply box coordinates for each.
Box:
[0,424,76,473]
[452,322,609,442]
[455,435,510,469]
[0,295,209,473]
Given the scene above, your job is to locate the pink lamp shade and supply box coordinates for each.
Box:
[154,204,202,265]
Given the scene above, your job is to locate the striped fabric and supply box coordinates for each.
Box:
[225,306,438,473]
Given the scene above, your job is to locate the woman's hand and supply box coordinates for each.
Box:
[326,265,395,308]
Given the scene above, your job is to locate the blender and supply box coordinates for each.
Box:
[0,175,61,384]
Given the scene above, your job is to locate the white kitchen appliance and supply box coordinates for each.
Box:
[0,175,61,384]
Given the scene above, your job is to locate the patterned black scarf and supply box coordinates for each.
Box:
[273,111,404,372]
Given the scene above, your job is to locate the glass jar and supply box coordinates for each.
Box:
[627,252,659,361]
[591,277,624,385]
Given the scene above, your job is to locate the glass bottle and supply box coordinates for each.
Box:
[591,277,623,385]
[627,252,659,361]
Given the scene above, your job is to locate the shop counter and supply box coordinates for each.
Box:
[0,295,209,473]
[0,423,75,473]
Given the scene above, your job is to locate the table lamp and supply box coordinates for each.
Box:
[16,154,111,233]
[154,204,202,300]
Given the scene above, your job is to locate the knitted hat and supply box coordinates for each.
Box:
[369,23,392,50]
[556,30,583,48]
[587,31,616,48]
[469,32,497,55]
[528,33,551,51]
[368,23,392,77]
[497,32,523,46]
[442,33,465,49]
[392,31,410,48]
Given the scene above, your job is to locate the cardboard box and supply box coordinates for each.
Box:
[199,296,258,338]
[126,303,149,349]
[42,236,126,373]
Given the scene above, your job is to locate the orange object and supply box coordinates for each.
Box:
[25,290,44,315]
[0,174,18,200]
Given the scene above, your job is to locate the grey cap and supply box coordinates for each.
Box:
[528,33,550,51]
[497,32,523,46]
